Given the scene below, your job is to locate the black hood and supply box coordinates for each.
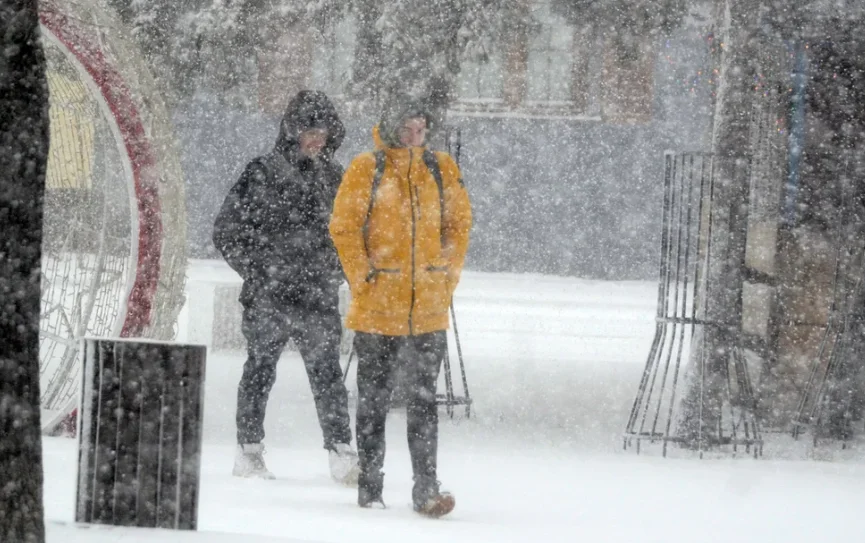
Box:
[275,90,345,161]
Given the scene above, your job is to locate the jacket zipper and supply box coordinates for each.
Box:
[407,149,417,335]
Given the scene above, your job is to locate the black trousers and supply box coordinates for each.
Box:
[236,298,352,449]
[354,331,446,489]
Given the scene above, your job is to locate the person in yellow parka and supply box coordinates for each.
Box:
[329,98,472,517]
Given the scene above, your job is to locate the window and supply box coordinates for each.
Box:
[456,47,504,103]
[525,2,573,105]
[449,1,608,120]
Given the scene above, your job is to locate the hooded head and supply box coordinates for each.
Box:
[276,90,345,161]
[377,97,433,148]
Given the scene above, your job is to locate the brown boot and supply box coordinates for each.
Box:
[412,476,454,518]
[414,492,455,518]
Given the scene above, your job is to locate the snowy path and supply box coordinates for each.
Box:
[44,434,865,543]
[44,268,865,542]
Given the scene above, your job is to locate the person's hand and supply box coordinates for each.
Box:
[350,275,372,299]
[328,267,345,289]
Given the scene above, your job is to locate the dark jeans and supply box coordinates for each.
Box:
[354,331,446,496]
[236,297,352,450]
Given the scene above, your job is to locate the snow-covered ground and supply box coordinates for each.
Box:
[44,262,865,542]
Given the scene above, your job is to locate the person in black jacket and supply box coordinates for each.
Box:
[213,91,358,484]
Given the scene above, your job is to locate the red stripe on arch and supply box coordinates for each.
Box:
[40,7,163,337]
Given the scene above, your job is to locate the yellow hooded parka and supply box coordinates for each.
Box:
[329,126,472,336]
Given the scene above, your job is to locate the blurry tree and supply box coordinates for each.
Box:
[104,1,698,129]
[108,0,260,105]
[106,1,523,132]
[349,0,513,139]
[551,0,687,49]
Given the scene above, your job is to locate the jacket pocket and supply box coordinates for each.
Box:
[356,266,403,313]
[414,261,451,316]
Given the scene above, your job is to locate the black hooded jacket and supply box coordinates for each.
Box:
[213,91,346,310]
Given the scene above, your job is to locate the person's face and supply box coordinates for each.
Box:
[397,117,427,147]
[299,128,328,158]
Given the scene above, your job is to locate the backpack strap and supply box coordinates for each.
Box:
[362,149,446,254]
[422,149,445,241]
[363,151,386,229]
[362,151,387,274]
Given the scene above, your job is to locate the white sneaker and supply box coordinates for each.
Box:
[233,443,276,479]
[329,443,360,486]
